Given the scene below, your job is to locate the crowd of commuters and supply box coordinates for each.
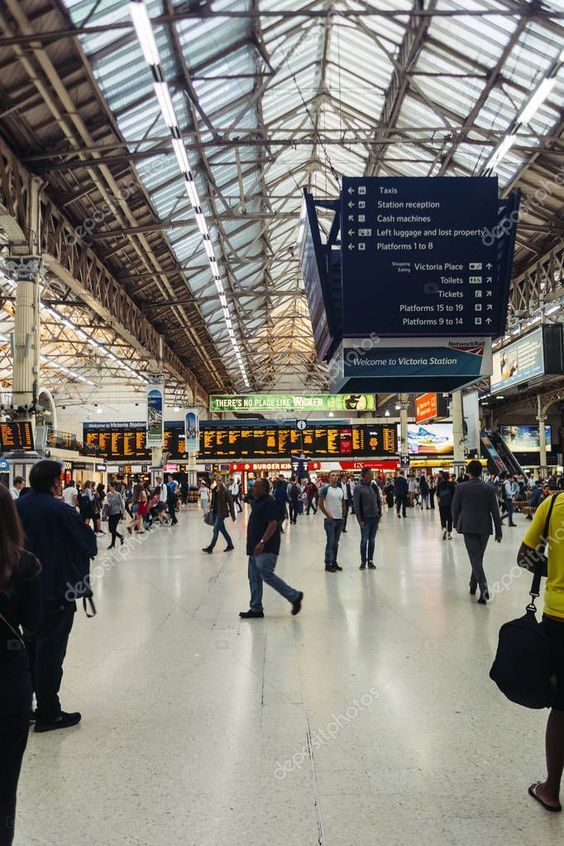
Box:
[2,456,564,844]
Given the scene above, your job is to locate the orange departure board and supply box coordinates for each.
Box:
[198,423,398,458]
[0,421,34,452]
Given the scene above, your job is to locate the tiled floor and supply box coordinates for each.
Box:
[15,503,564,845]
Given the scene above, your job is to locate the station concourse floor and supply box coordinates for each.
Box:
[15,502,564,846]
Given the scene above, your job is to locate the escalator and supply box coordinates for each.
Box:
[481,429,525,477]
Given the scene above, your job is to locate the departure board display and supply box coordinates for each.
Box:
[198,423,397,458]
[0,421,34,452]
[83,422,149,460]
[83,422,398,460]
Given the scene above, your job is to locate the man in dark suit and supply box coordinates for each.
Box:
[451,460,502,604]
[16,460,97,731]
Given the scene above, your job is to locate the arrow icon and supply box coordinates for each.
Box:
[348,201,355,208]
[348,228,355,236]
[348,215,355,222]
[348,243,355,250]
[347,186,355,195]
[487,304,493,310]
[486,277,493,283]
[486,263,493,269]
[486,318,492,324]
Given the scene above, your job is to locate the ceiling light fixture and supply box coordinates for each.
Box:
[484,133,517,172]
[128,0,250,389]
[517,76,557,126]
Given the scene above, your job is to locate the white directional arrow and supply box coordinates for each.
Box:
[486,263,493,269]
[486,318,492,324]
[348,229,355,236]
[348,243,355,250]
[348,201,355,208]
[486,277,493,283]
[347,186,355,195]
[487,304,493,310]
[348,215,355,222]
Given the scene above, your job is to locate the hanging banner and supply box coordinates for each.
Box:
[462,390,481,456]
[184,408,199,453]
[209,393,376,412]
[146,377,164,448]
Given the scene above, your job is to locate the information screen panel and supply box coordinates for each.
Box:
[198,423,397,458]
[0,421,34,452]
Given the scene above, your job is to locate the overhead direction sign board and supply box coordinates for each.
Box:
[209,394,376,413]
[334,336,492,394]
[341,176,500,337]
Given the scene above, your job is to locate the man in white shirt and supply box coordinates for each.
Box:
[9,476,25,499]
[230,477,242,513]
[500,474,517,527]
[318,472,345,572]
[62,480,78,509]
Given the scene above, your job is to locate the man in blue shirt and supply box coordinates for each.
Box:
[239,479,303,619]
[16,460,97,732]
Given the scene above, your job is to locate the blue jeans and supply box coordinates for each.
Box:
[324,518,343,565]
[210,515,233,549]
[360,516,379,564]
[248,553,300,612]
[501,498,514,524]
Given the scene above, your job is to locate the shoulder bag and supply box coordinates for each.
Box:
[489,493,561,709]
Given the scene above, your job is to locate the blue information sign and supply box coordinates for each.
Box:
[341,177,499,337]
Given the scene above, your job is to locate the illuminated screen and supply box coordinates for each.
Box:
[0,421,34,452]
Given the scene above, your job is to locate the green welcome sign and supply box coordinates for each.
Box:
[209,394,376,412]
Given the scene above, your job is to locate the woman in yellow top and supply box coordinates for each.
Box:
[520,492,564,812]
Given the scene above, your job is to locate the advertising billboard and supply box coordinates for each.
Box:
[407,423,453,456]
[415,393,449,423]
[500,425,552,453]
[146,378,164,448]
[491,328,544,392]
[209,394,376,413]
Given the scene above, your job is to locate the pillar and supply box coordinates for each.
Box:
[399,394,409,464]
[12,260,40,410]
[452,390,466,475]
[537,394,548,478]
[12,176,42,414]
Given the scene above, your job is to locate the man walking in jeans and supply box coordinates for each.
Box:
[353,467,382,570]
[239,479,303,619]
[319,472,345,572]
[202,477,236,554]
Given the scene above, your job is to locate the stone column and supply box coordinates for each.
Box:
[452,390,466,475]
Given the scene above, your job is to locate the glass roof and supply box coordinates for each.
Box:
[62,0,564,390]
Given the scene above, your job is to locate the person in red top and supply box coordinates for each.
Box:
[305,480,318,515]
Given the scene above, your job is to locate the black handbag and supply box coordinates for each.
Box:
[489,494,560,709]
[204,509,214,526]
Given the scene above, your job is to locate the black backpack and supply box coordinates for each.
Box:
[290,484,300,501]
[489,494,560,709]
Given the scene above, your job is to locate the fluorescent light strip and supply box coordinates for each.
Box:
[517,76,557,126]
[485,133,517,171]
[129,0,250,387]
[129,0,160,65]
